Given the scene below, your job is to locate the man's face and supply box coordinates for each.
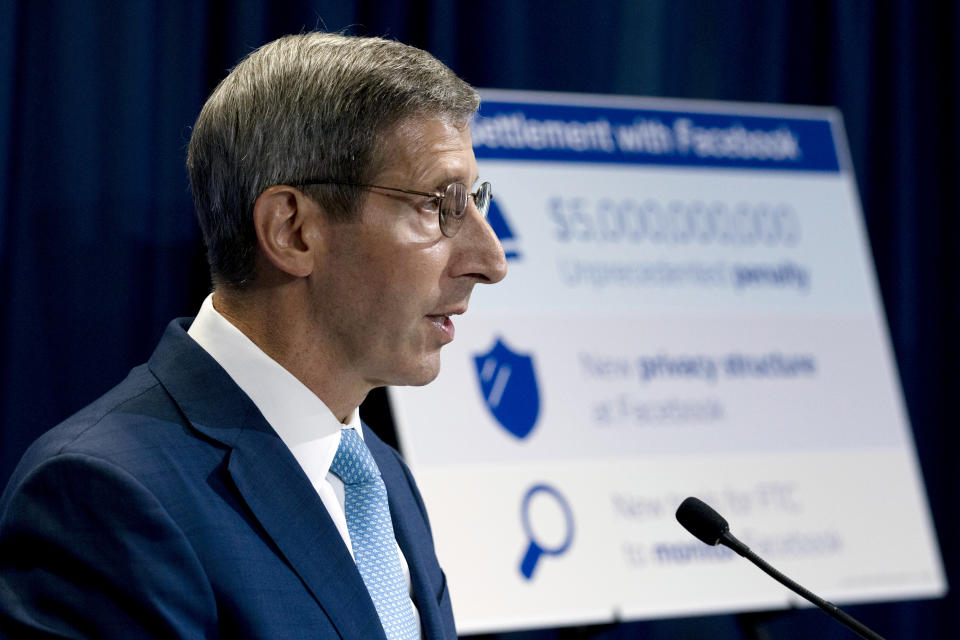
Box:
[309,116,508,391]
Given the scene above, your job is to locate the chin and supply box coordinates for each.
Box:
[390,354,443,387]
[404,366,442,387]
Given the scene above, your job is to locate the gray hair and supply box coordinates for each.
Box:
[186,32,480,290]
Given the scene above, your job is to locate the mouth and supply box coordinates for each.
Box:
[426,308,465,343]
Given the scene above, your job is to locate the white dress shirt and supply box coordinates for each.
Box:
[187,294,418,620]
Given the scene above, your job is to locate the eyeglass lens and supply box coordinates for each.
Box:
[439,182,492,238]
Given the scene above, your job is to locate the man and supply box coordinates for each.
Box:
[0,33,506,638]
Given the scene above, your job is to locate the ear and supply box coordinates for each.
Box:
[252,185,323,278]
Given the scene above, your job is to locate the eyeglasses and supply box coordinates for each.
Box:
[296,180,492,238]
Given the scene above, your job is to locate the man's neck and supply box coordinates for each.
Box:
[211,289,368,422]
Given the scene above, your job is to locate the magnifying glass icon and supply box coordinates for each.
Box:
[519,483,575,580]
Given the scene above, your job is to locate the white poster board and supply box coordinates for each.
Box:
[390,91,946,634]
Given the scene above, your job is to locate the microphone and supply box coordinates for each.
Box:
[675,497,887,640]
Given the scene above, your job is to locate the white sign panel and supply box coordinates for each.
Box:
[390,91,946,634]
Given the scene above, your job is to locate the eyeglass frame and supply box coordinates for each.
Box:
[292,180,492,238]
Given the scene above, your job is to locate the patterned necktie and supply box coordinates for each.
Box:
[330,428,419,640]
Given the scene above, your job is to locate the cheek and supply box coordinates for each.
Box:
[336,225,451,327]
[353,259,427,330]
[375,248,448,305]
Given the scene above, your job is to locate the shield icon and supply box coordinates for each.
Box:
[473,337,540,439]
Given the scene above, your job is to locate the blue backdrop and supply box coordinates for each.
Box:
[1,2,956,638]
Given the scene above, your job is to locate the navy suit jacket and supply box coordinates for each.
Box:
[0,319,456,639]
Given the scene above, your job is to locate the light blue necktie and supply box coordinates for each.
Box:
[330,428,419,640]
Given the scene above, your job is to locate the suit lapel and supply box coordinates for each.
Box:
[148,319,387,640]
[226,430,387,640]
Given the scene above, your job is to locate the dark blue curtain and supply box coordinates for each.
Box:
[1,1,956,638]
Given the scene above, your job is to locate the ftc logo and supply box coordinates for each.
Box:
[473,337,540,439]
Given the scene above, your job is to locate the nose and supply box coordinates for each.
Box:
[451,201,508,284]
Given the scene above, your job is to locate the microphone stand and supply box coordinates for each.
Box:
[720,530,886,640]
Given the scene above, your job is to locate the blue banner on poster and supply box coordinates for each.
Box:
[472,101,839,172]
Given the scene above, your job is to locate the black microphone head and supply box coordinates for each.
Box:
[676,496,730,546]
